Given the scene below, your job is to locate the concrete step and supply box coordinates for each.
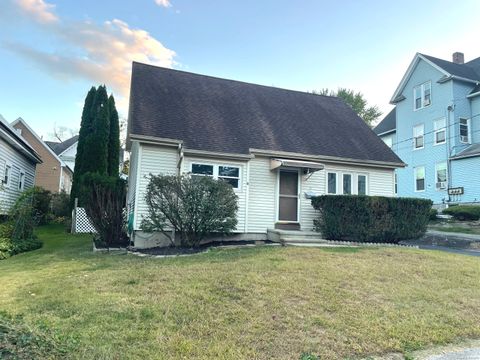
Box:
[267,228,327,244]
[280,237,329,243]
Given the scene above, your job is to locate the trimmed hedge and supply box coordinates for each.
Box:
[442,205,480,221]
[311,195,432,243]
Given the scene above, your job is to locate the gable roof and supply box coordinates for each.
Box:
[46,135,78,156]
[0,115,42,163]
[391,53,480,104]
[128,62,404,167]
[373,108,396,136]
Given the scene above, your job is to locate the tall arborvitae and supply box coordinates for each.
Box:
[107,95,120,176]
[83,85,110,175]
[70,87,97,207]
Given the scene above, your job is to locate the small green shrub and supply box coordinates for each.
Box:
[311,195,432,243]
[0,238,13,260]
[443,205,480,221]
[51,191,71,218]
[429,208,438,221]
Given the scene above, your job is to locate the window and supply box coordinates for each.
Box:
[459,118,470,144]
[342,174,352,194]
[413,124,424,149]
[191,163,240,189]
[414,82,431,110]
[357,175,367,195]
[382,135,393,148]
[434,118,446,145]
[435,162,447,190]
[394,172,398,195]
[327,172,337,194]
[18,171,25,190]
[415,166,425,192]
[218,166,240,188]
[3,163,11,187]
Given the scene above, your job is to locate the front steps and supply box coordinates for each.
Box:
[267,228,331,246]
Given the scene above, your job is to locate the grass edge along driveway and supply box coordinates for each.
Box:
[0,224,479,360]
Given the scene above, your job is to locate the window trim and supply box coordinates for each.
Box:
[459,117,471,144]
[18,169,25,191]
[342,173,353,195]
[3,161,12,188]
[357,174,368,196]
[433,118,446,146]
[413,123,425,150]
[435,162,447,191]
[413,81,432,111]
[190,162,241,190]
[414,166,426,192]
[326,172,338,194]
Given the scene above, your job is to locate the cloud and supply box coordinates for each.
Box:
[154,0,172,7]
[6,0,176,110]
[15,0,58,23]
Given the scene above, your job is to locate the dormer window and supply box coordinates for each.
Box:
[414,82,431,110]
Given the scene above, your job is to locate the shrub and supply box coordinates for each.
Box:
[311,195,432,243]
[429,208,438,221]
[443,205,480,221]
[80,173,128,248]
[141,174,238,248]
[22,187,52,225]
[51,191,71,218]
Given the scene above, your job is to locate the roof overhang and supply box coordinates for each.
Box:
[375,129,396,137]
[467,90,480,99]
[270,158,324,172]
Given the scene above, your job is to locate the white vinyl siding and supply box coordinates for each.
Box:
[0,138,36,213]
[126,141,140,222]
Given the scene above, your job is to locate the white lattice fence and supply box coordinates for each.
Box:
[72,206,97,234]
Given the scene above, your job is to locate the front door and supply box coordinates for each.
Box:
[278,170,299,222]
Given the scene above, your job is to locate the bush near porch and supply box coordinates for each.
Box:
[442,205,480,221]
[312,195,432,243]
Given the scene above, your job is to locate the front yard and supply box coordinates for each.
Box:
[1,225,480,359]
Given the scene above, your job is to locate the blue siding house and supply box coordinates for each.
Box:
[374,52,480,207]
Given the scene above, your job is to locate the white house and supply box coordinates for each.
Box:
[0,114,42,213]
[126,62,405,248]
[46,135,78,171]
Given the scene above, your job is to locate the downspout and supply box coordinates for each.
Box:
[446,105,454,204]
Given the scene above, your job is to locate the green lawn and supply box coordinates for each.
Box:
[1,225,480,359]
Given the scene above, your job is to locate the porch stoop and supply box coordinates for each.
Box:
[267,228,330,245]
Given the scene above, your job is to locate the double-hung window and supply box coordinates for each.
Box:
[413,124,424,149]
[357,175,367,195]
[327,172,337,194]
[3,163,11,187]
[342,174,352,194]
[435,162,447,190]
[415,166,425,192]
[191,163,240,189]
[414,82,431,110]
[459,118,470,144]
[434,118,446,145]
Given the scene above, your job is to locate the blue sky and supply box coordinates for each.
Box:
[1,0,479,140]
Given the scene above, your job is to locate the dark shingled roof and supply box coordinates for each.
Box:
[373,108,396,135]
[128,62,403,165]
[421,54,480,81]
[451,143,480,160]
[46,135,78,155]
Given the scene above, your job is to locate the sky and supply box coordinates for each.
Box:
[1,0,480,140]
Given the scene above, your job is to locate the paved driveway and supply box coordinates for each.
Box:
[401,231,480,257]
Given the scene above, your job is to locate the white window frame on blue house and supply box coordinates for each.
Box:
[433,118,446,145]
[413,81,431,111]
[435,162,447,191]
[414,166,425,192]
[459,118,471,144]
[413,124,424,150]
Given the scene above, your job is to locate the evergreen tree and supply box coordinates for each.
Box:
[70,86,96,207]
[107,95,120,176]
[83,85,110,175]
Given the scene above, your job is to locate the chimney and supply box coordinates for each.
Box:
[452,52,464,64]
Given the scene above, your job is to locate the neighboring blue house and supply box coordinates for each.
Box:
[374,52,480,207]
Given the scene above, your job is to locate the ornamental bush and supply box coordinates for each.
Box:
[311,195,432,243]
[442,205,480,221]
[141,174,238,248]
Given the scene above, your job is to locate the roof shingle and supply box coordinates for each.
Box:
[128,62,403,165]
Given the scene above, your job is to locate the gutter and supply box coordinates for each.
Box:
[466,91,480,99]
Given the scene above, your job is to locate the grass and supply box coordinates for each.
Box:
[429,225,480,235]
[0,225,480,359]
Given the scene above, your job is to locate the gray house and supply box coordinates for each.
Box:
[0,114,42,213]
[126,62,404,248]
